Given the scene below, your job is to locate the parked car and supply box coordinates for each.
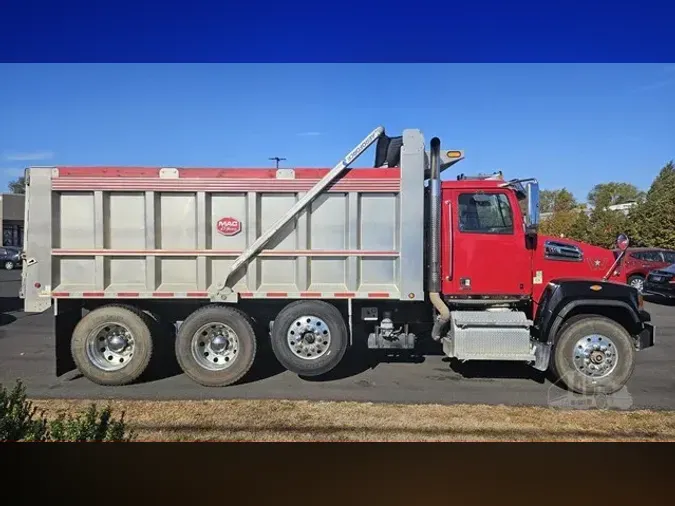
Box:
[643,263,675,300]
[0,246,22,270]
[612,247,675,292]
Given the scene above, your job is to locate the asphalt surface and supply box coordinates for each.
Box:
[1,269,674,409]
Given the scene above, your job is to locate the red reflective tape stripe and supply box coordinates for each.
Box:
[300,292,322,297]
[266,292,288,297]
[56,167,162,177]
[334,292,355,298]
[83,292,105,297]
[187,292,208,297]
[51,292,69,297]
[239,292,254,297]
[152,292,174,297]
[368,292,390,298]
[54,167,400,179]
[117,292,139,297]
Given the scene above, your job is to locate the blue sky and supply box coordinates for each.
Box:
[1,63,674,202]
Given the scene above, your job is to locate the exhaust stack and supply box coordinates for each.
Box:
[427,137,451,340]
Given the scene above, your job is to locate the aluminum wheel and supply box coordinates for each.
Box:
[191,322,240,371]
[4,261,14,270]
[286,315,331,360]
[572,334,618,379]
[86,323,135,372]
[629,277,644,292]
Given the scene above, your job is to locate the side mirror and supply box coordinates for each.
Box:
[616,234,630,251]
[525,181,540,234]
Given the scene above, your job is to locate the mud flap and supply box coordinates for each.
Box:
[55,300,82,376]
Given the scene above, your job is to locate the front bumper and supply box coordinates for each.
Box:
[643,282,675,300]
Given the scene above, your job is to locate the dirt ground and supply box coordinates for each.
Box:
[30,398,675,442]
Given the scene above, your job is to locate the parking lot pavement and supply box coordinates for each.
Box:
[1,269,674,408]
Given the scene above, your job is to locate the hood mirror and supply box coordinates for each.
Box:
[616,234,630,251]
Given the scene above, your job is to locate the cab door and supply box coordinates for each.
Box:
[441,187,532,296]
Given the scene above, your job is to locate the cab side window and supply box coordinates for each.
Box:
[458,192,514,234]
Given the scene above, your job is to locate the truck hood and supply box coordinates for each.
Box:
[536,234,624,283]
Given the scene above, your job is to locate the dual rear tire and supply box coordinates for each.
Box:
[71,300,350,387]
[270,300,348,377]
[71,304,259,387]
[175,305,257,387]
[71,305,155,386]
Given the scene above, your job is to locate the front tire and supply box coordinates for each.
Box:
[270,300,348,377]
[552,315,636,395]
[175,305,257,387]
[71,305,154,386]
[4,261,14,270]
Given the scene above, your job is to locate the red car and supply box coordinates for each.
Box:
[613,247,675,292]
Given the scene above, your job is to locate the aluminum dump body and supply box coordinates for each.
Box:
[21,130,427,312]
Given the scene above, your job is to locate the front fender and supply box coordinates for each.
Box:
[534,278,647,345]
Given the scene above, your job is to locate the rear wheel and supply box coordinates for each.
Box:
[627,275,644,292]
[71,304,154,386]
[271,300,348,377]
[552,315,635,395]
[4,261,14,270]
[175,305,257,387]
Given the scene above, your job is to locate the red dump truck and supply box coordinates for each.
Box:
[20,127,654,394]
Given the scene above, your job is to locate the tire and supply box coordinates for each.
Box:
[175,305,257,387]
[4,261,14,270]
[551,315,635,395]
[627,275,644,292]
[71,304,154,386]
[270,300,348,377]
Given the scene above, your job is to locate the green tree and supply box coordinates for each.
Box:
[7,176,26,194]
[630,161,675,249]
[588,207,630,249]
[568,210,591,243]
[540,210,578,238]
[587,182,644,210]
[539,188,580,238]
[540,188,577,213]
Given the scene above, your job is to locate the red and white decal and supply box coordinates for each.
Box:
[50,167,401,193]
[216,217,242,236]
[47,290,398,300]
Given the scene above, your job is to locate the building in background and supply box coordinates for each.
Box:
[0,193,25,247]
[540,201,638,221]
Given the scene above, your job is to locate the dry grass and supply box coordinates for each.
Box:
[29,398,675,442]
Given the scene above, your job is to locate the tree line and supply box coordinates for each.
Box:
[538,161,675,249]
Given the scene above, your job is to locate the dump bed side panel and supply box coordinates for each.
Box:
[44,150,425,301]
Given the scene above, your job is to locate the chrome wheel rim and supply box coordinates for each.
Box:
[86,323,135,371]
[191,322,239,371]
[4,261,13,270]
[286,315,331,360]
[630,278,644,292]
[572,334,618,379]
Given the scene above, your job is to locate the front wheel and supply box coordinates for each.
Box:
[552,315,636,395]
[4,261,14,270]
[270,300,348,377]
